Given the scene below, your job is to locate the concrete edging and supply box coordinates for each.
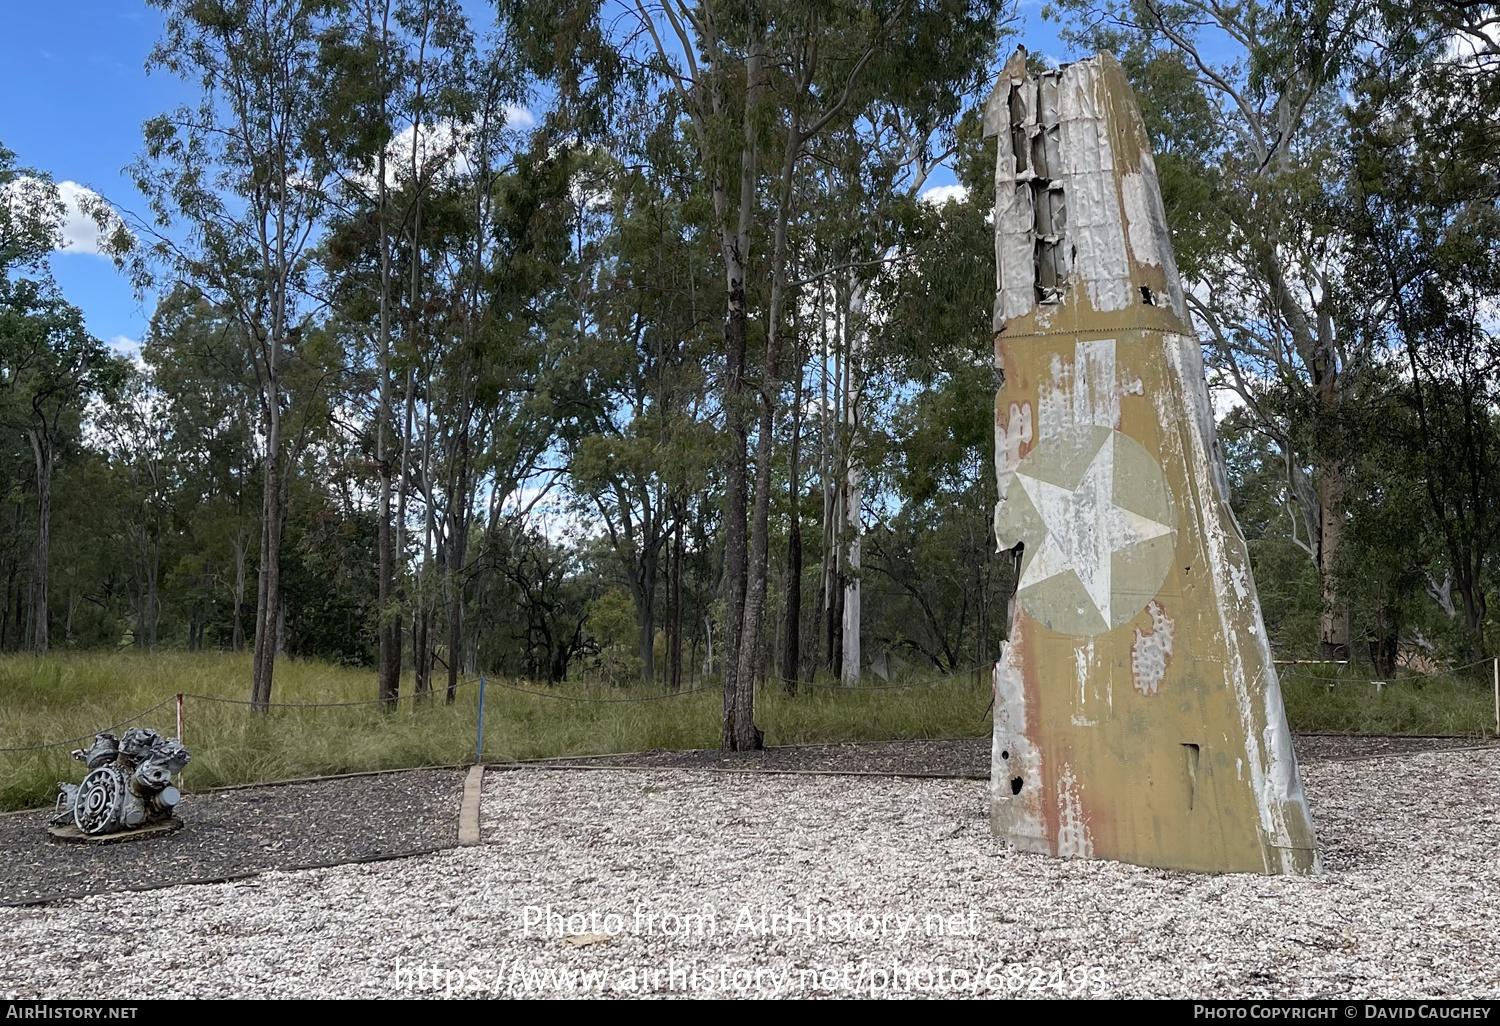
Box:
[457,764,484,846]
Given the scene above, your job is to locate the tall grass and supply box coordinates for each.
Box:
[6,652,1492,812]
[1278,663,1498,736]
[0,652,990,810]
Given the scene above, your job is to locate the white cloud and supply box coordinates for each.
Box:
[1210,384,1245,421]
[362,108,535,190]
[54,182,115,256]
[1,177,129,259]
[919,183,968,207]
[107,336,144,367]
[381,122,472,184]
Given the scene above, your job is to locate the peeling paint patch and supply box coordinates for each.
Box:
[1120,171,1158,266]
[1071,639,1097,725]
[1075,641,1089,704]
[991,641,1046,850]
[1055,762,1094,857]
[999,401,1034,474]
[1034,339,1144,441]
[1076,338,1119,429]
[1130,600,1173,695]
[1037,352,1073,440]
[994,401,1035,548]
[1228,564,1250,602]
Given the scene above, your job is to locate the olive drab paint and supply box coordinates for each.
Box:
[985,49,1319,874]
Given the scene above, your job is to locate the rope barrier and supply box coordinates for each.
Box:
[1280,669,1380,684]
[0,697,178,754]
[1444,655,1497,674]
[790,665,982,692]
[1,665,985,754]
[5,649,1484,754]
[1281,656,1497,685]
[182,675,483,708]
[484,678,723,702]
[0,678,483,754]
[0,673,729,752]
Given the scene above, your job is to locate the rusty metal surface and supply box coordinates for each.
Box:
[985,50,1319,874]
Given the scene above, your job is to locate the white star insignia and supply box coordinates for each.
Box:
[1016,432,1175,627]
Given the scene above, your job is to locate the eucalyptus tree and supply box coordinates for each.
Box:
[558,109,720,686]
[0,144,127,653]
[94,369,174,650]
[133,0,336,708]
[1052,0,1373,659]
[0,292,121,653]
[421,107,569,702]
[317,0,494,702]
[139,290,262,651]
[318,0,415,705]
[864,137,1006,678]
[797,84,1003,686]
[618,0,1009,747]
[1339,1,1500,659]
[0,144,65,276]
[315,7,583,700]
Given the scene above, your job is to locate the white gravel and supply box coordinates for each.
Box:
[2,749,1497,999]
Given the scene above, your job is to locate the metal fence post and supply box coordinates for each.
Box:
[176,692,185,787]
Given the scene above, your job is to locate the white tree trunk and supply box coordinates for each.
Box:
[840,299,862,686]
[841,471,861,686]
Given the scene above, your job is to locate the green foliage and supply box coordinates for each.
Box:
[280,502,379,665]
[0,143,65,276]
[584,587,642,684]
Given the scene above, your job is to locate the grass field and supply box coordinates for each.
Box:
[1,652,1494,811]
[0,652,990,810]
[1279,662,1499,736]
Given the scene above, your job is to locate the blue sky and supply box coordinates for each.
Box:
[0,2,188,357]
[0,1,1068,355]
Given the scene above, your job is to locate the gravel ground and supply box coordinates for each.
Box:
[1,748,1497,999]
[1293,733,1497,762]
[7,734,1469,908]
[528,738,993,776]
[529,733,1496,777]
[0,769,465,905]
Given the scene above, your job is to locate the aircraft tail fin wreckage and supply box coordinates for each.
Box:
[984,49,1319,875]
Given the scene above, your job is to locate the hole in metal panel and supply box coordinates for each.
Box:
[1010,776,1024,795]
[1009,75,1067,306]
[1008,85,1028,176]
[1183,743,1201,811]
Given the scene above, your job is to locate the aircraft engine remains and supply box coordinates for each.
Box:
[53,728,190,838]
